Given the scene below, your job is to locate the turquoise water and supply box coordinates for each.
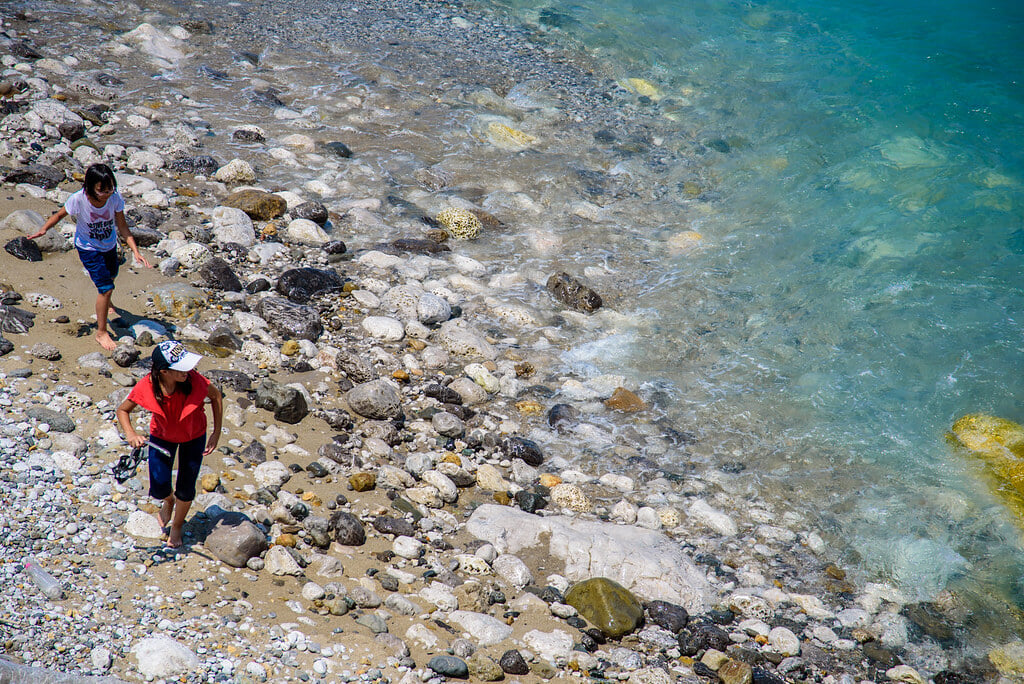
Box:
[483,0,1024,621]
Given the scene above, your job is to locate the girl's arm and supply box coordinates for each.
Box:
[203,384,224,456]
[26,207,68,240]
[115,210,152,268]
[116,398,147,447]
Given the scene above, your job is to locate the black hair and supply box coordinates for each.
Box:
[84,163,117,201]
[151,368,192,403]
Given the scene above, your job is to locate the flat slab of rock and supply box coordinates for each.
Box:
[466,504,711,611]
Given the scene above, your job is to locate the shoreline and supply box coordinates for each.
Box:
[0,2,1015,683]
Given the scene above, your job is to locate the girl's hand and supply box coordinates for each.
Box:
[203,437,220,456]
[134,253,152,268]
[127,433,147,448]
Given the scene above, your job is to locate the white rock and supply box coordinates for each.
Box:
[523,629,574,664]
[214,158,257,184]
[392,536,424,560]
[127,150,164,172]
[170,242,211,269]
[419,582,458,612]
[122,23,187,66]
[405,623,439,650]
[885,665,926,684]
[611,500,638,524]
[464,363,499,393]
[687,499,738,536]
[448,377,488,405]
[301,582,326,602]
[253,461,292,489]
[125,510,163,539]
[361,316,404,341]
[131,635,199,678]
[492,554,532,588]
[467,504,712,611]
[475,464,510,492]
[90,646,112,670]
[436,319,497,359]
[768,626,801,656]
[241,340,283,368]
[456,554,492,575]
[212,206,256,247]
[25,292,62,309]
[635,506,661,529]
[836,607,871,629]
[286,218,330,244]
[447,610,513,646]
[50,450,82,473]
[416,293,451,325]
[421,470,458,503]
[265,545,303,576]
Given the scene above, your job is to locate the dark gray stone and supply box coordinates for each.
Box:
[292,201,328,225]
[232,128,265,143]
[276,267,344,303]
[321,141,353,158]
[198,257,243,292]
[390,238,449,254]
[646,600,690,634]
[256,296,322,341]
[203,322,242,350]
[372,516,416,538]
[360,420,400,445]
[4,237,42,262]
[238,440,266,465]
[547,403,579,431]
[329,511,366,546]
[126,224,164,247]
[254,379,309,424]
[318,441,352,466]
[302,515,332,549]
[546,271,603,313]
[500,436,544,466]
[677,622,731,656]
[499,650,529,675]
[169,155,220,175]
[204,370,252,392]
[514,491,547,514]
[425,383,462,405]
[111,345,140,368]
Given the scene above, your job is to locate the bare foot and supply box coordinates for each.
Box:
[158,500,173,529]
[95,330,117,351]
[166,526,184,548]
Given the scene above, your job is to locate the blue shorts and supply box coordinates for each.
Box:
[148,434,206,502]
[77,247,119,294]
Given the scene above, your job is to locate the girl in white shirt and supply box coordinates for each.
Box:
[28,163,151,350]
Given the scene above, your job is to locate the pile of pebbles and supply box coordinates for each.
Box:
[0,7,1011,684]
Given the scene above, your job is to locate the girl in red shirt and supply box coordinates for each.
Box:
[117,341,223,548]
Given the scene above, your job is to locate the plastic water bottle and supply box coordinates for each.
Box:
[23,560,63,600]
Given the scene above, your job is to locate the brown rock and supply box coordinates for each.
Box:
[200,473,221,492]
[349,472,376,492]
[222,189,287,220]
[275,533,297,547]
[604,387,646,412]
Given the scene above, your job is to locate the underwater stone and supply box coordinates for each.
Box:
[564,577,644,638]
[546,272,602,313]
[436,208,483,240]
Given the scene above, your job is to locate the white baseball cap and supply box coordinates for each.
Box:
[152,340,202,372]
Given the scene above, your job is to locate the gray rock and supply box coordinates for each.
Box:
[4,164,64,189]
[302,515,332,549]
[265,545,303,576]
[432,411,464,437]
[350,585,382,608]
[26,407,75,432]
[112,345,140,368]
[275,267,344,304]
[204,513,267,568]
[256,296,322,341]
[292,201,329,225]
[329,511,366,546]
[346,379,402,420]
[427,655,468,679]
[29,342,60,360]
[198,257,243,292]
[335,350,375,383]
[204,369,252,392]
[202,322,242,350]
[355,613,388,634]
[373,516,416,537]
[254,379,309,424]
[416,293,451,325]
[0,304,36,334]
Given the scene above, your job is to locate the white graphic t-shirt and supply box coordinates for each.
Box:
[65,188,124,252]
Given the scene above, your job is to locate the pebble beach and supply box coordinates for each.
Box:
[0,2,1021,684]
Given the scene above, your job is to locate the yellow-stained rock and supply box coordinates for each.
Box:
[436,208,483,240]
[538,473,562,488]
[989,640,1024,678]
[349,472,376,492]
[515,400,544,416]
[280,340,300,356]
[493,491,511,506]
[667,230,704,254]
[623,77,662,101]
[441,452,462,466]
[486,122,537,150]
[200,473,220,492]
[604,387,646,412]
[301,492,321,506]
[949,414,1024,519]
[275,534,297,547]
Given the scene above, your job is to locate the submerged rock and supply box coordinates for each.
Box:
[949,414,1024,519]
[565,577,644,638]
[436,208,482,240]
[547,272,603,313]
[222,189,287,220]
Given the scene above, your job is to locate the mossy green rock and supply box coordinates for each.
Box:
[564,577,643,638]
[466,653,504,681]
[222,189,287,220]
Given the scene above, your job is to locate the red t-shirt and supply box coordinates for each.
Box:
[127,371,210,443]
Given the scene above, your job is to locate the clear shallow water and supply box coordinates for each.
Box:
[482,0,1024,627]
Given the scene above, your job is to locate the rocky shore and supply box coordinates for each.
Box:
[0,4,1016,684]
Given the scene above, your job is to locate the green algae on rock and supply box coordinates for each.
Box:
[221,189,287,220]
[564,577,643,638]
